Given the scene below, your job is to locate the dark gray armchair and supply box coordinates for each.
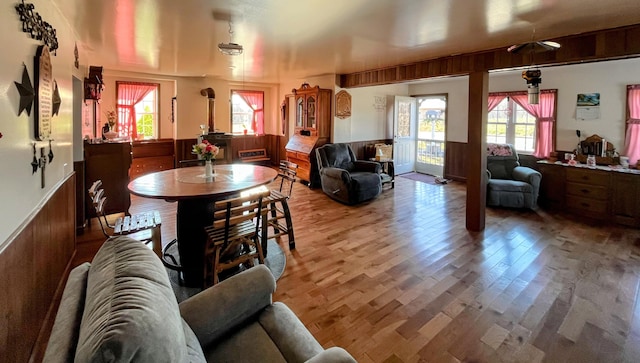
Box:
[486,143,541,209]
[315,143,382,205]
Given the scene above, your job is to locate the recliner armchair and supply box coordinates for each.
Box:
[315,143,382,205]
[486,143,541,209]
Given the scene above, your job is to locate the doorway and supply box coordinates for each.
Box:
[391,96,417,175]
[415,95,447,177]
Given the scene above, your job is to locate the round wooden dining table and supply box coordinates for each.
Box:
[128,164,278,287]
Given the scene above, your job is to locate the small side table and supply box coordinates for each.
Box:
[370,158,395,189]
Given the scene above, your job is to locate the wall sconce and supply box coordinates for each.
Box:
[522,69,542,104]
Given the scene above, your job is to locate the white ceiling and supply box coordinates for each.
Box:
[55,0,640,83]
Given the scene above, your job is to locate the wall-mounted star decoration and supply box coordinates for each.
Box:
[15,64,35,116]
[52,80,61,116]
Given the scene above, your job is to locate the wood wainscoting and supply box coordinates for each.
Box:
[175,137,393,168]
[0,174,76,362]
[176,134,287,166]
[444,141,467,182]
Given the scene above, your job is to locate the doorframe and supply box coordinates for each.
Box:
[410,92,449,176]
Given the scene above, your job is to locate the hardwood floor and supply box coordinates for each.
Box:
[75,176,640,363]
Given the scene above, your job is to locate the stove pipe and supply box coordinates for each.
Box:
[200,87,215,132]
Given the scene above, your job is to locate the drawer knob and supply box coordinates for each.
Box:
[581,189,590,194]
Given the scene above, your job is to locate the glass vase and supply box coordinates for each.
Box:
[204,160,213,178]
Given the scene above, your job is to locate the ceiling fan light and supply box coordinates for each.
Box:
[218,42,243,56]
[527,84,540,104]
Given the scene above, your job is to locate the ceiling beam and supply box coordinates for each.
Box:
[338,23,640,88]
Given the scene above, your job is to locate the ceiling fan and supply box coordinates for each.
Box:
[507,40,561,54]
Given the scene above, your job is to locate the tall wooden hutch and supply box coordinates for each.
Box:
[285,83,332,187]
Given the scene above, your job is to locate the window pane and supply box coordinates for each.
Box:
[486,97,536,153]
[231,90,263,134]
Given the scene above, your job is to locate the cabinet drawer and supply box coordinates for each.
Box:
[566,195,608,214]
[566,182,609,200]
[566,168,609,186]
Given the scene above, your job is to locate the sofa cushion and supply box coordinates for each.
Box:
[258,302,324,362]
[487,179,532,193]
[43,263,90,363]
[203,321,288,363]
[75,236,201,362]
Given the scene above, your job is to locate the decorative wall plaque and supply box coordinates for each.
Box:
[34,45,53,141]
[335,90,351,119]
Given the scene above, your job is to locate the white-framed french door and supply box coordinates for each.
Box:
[415,95,447,176]
[392,96,417,175]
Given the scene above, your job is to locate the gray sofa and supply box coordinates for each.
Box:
[486,143,541,209]
[43,235,356,362]
[315,143,382,205]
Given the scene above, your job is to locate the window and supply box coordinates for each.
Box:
[116,82,159,140]
[134,91,157,139]
[487,97,536,153]
[231,90,264,135]
[487,90,557,158]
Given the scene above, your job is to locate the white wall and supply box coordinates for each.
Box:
[0,0,77,248]
[409,76,469,143]
[489,58,640,152]
[334,84,409,143]
[405,58,640,152]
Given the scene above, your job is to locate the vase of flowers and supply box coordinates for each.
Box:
[192,140,220,178]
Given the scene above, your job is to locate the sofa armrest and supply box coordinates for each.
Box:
[304,347,358,363]
[513,166,542,201]
[179,265,276,348]
[322,167,352,183]
[353,160,381,174]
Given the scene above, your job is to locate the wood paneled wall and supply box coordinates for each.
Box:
[0,174,76,362]
[348,139,393,160]
[175,134,286,166]
[444,141,468,182]
[340,24,640,88]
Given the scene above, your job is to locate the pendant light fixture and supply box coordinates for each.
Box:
[218,20,243,55]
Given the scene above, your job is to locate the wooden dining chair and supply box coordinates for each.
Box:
[203,189,269,288]
[264,160,298,250]
[88,180,163,257]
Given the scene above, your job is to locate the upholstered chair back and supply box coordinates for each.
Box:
[487,143,520,180]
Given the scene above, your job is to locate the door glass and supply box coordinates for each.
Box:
[296,97,304,128]
[397,101,411,137]
[416,96,446,176]
[307,96,316,129]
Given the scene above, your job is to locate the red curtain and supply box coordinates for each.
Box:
[624,85,640,165]
[488,94,506,112]
[236,90,264,135]
[510,90,557,158]
[116,82,156,139]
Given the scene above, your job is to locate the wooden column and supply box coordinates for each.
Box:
[466,71,488,231]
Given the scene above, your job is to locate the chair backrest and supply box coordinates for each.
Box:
[487,143,520,180]
[276,160,298,198]
[212,189,269,244]
[88,180,112,237]
[315,143,357,171]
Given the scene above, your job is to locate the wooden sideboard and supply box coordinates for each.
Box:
[130,139,175,180]
[537,161,640,227]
